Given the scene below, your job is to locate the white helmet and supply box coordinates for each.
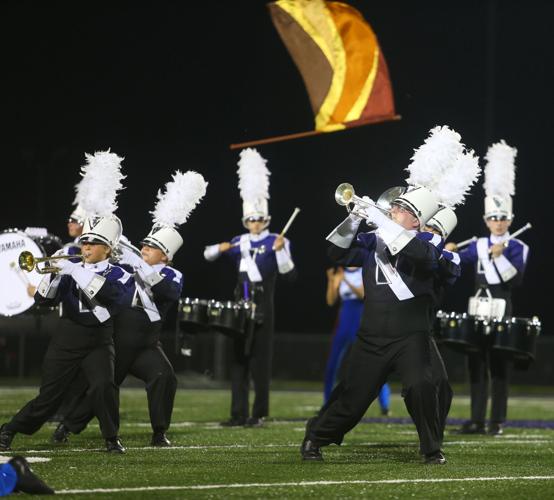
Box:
[426,207,457,238]
[393,186,440,229]
[242,199,270,229]
[484,195,513,221]
[141,224,183,260]
[69,204,87,224]
[79,215,122,249]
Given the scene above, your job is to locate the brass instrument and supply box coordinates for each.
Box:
[18,251,84,274]
[335,183,405,219]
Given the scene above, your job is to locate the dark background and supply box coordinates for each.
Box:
[2,0,552,334]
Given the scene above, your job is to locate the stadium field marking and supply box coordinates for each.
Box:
[55,476,554,494]
[0,456,50,463]
[19,438,553,454]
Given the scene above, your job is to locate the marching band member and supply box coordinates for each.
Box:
[66,204,87,253]
[301,126,480,465]
[204,148,296,427]
[0,151,132,454]
[324,266,391,415]
[446,141,529,436]
[53,171,207,447]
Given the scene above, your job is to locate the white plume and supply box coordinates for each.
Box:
[434,150,481,207]
[74,150,125,217]
[151,170,208,227]
[483,140,517,197]
[237,148,271,203]
[406,126,481,207]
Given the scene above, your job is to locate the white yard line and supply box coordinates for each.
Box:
[17,438,553,454]
[56,476,554,495]
[0,456,51,463]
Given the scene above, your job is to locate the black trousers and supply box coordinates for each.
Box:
[467,347,509,424]
[63,310,177,434]
[7,321,119,439]
[308,332,444,455]
[230,318,274,419]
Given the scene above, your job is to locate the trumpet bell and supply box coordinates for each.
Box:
[18,251,35,272]
[376,186,406,212]
[335,183,355,206]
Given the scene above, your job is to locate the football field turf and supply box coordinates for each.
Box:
[1,387,553,499]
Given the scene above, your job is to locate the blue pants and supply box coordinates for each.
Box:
[324,300,390,411]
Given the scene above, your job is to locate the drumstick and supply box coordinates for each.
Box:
[455,236,477,249]
[505,222,532,242]
[279,207,301,237]
[10,261,31,286]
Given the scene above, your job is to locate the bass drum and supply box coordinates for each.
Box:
[0,229,63,317]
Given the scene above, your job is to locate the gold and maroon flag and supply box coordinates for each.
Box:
[231,0,399,149]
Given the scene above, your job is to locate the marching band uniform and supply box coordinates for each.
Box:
[323,267,391,414]
[455,141,528,435]
[301,126,480,464]
[204,148,295,426]
[0,215,132,453]
[55,171,207,447]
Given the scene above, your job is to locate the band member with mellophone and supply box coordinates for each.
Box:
[445,141,530,436]
[53,170,208,448]
[204,149,297,427]
[301,126,481,465]
[0,151,132,454]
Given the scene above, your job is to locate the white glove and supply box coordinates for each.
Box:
[364,205,389,227]
[121,247,144,268]
[56,258,80,275]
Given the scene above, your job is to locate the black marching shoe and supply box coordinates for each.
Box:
[300,439,323,461]
[220,417,246,427]
[458,420,486,434]
[52,422,71,443]
[244,417,264,428]
[151,431,171,447]
[488,422,504,436]
[0,423,14,451]
[105,437,126,454]
[9,456,55,495]
[424,450,447,465]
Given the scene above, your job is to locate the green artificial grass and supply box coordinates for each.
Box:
[1,387,553,499]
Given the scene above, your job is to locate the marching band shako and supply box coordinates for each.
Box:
[79,215,123,250]
[393,186,440,230]
[69,204,87,224]
[426,207,458,239]
[141,225,183,260]
[483,140,517,220]
[468,287,506,320]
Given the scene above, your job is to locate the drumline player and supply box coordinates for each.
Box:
[445,141,529,436]
[324,266,391,415]
[52,171,207,447]
[301,126,480,465]
[0,151,132,454]
[204,148,296,427]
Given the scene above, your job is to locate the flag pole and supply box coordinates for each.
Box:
[229,114,401,150]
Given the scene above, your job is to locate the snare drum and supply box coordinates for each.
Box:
[436,311,486,353]
[492,316,540,362]
[207,300,252,337]
[0,229,58,316]
[179,297,209,333]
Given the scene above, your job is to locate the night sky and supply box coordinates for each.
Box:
[2,0,553,333]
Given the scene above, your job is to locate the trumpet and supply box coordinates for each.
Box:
[18,251,84,274]
[335,183,405,219]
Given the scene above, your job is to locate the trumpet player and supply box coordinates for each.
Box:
[0,215,133,454]
[445,141,529,436]
[53,171,206,448]
[301,126,480,465]
[204,149,296,427]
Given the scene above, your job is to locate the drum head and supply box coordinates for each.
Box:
[0,230,45,316]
